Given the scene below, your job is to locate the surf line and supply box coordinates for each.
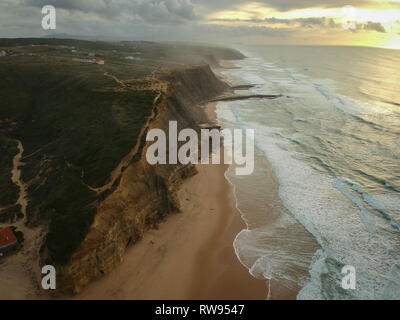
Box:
[146,121,255,176]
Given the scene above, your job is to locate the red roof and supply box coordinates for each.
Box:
[0,227,18,248]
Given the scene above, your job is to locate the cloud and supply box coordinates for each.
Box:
[208,16,388,34]
[194,0,375,13]
[210,16,340,29]
[0,0,395,45]
[134,0,197,24]
[362,21,386,32]
[265,17,339,28]
[23,0,198,24]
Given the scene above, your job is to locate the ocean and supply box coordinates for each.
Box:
[216,45,400,299]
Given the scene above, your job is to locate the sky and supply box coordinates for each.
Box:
[1,0,400,49]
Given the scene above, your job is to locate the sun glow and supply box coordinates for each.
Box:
[382,33,400,50]
[207,2,400,49]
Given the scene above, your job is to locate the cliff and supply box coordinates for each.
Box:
[55,65,230,293]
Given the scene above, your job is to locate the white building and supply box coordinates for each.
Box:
[125,56,141,60]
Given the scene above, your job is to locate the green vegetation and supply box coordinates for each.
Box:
[0,205,23,223]
[0,136,19,209]
[0,41,156,264]
[0,38,242,265]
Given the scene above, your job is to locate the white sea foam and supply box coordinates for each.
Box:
[252,121,400,299]
[217,55,400,299]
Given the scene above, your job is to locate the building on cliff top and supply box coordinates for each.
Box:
[72,58,104,64]
[0,227,18,254]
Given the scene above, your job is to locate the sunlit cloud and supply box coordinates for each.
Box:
[204,1,400,49]
[0,0,399,49]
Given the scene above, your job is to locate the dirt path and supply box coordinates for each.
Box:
[104,72,126,87]
[0,139,45,299]
[11,140,27,218]
[88,72,168,195]
[87,91,162,195]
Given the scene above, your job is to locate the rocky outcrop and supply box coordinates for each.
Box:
[55,64,229,293]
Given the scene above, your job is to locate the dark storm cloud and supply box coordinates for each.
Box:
[209,16,339,28]
[193,0,375,13]
[19,0,399,26]
[265,17,338,28]
[23,0,197,23]
[362,21,386,33]
[23,0,120,17]
[134,0,197,23]
[22,0,392,24]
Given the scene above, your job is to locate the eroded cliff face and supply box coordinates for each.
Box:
[55,65,229,293]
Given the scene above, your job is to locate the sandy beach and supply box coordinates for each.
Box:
[74,163,267,299]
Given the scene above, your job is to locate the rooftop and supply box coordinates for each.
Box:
[0,227,18,248]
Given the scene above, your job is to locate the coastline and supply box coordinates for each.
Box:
[74,160,267,300]
[73,61,269,299]
[212,61,301,299]
[1,40,397,301]
[73,61,268,300]
[74,58,301,300]
[1,55,268,300]
[0,55,293,300]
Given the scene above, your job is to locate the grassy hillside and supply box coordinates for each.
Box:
[0,38,243,264]
[0,136,20,223]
